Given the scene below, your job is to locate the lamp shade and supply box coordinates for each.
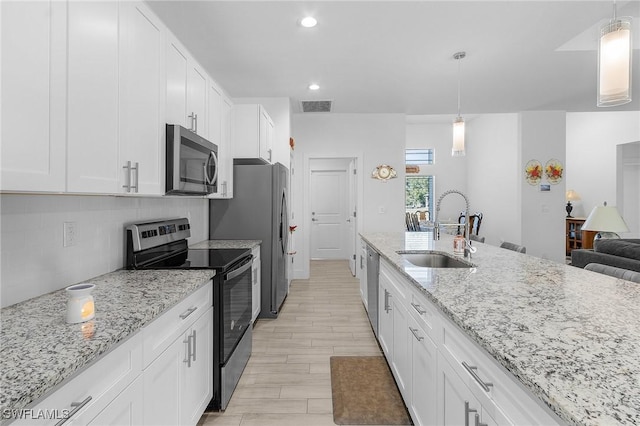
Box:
[452,116,465,156]
[582,202,629,233]
[566,190,581,201]
[597,17,632,107]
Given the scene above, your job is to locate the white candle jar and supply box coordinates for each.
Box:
[66,283,96,324]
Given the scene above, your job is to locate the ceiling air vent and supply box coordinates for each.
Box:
[301,100,332,113]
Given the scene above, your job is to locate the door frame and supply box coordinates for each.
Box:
[302,153,363,278]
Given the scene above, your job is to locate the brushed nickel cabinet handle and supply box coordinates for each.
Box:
[409,327,424,341]
[179,306,197,320]
[462,361,493,392]
[410,302,426,315]
[464,401,477,426]
[54,396,92,426]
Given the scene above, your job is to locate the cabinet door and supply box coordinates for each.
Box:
[0,1,66,191]
[181,307,214,426]
[378,281,393,358]
[119,1,164,195]
[66,1,120,193]
[143,338,181,426]
[220,95,234,197]
[258,106,273,163]
[187,62,207,137]
[437,352,480,426]
[207,81,232,199]
[166,36,188,128]
[391,297,411,400]
[360,244,368,309]
[409,316,438,426]
[88,376,143,426]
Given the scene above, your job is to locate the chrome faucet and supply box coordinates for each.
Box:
[433,189,470,244]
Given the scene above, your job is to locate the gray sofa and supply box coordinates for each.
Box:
[571,239,640,273]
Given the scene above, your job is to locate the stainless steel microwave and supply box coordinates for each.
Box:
[166,124,218,195]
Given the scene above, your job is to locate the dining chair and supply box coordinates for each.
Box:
[500,241,526,253]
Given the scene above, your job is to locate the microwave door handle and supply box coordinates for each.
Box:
[204,151,218,186]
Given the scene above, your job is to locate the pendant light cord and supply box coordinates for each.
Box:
[457,57,462,117]
[453,51,465,117]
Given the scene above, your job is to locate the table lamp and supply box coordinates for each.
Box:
[581,201,629,243]
[565,190,580,218]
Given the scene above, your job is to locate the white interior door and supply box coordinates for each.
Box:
[310,168,348,259]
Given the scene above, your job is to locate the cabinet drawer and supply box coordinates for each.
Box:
[407,287,438,342]
[142,282,212,367]
[439,315,560,426]
[380,261,408,302]
[15,333,142,425]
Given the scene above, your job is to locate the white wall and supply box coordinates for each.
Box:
[566,111,640,222]
[466,114,521,247]
[519,111,566,262]
[292,113,405,278]
[617,142,640,237]
[233,97,292,169]
[405,117,468,223]
[0,194,208,307]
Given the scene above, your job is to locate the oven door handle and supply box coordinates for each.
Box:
[225,258,252,280]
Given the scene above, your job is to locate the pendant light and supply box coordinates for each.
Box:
[452,52,466,156]
[597,0,632,107]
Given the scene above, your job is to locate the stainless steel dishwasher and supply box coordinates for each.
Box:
[366,245,380,336]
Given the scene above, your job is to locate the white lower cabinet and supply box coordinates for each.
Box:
[13,283,213,426]
[12,333,143,426]
[359,241,368,309]
[378,280,393,358]
[142,284,213,426]
[141,305,213,426]
[88,376,144,426]
[408,314,438,426]
[181,306,214,425]
[377,259,560,426]
[251,246,262,323]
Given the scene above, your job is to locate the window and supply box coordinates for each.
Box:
[405,176,434,218]
[405,149,434,165]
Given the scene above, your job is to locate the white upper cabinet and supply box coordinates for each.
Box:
[188,63,208,138]
[207,82,234,198]
[233,104,273,163]
[118,1,165,195]
[1,0,231,197]
[66,0,120,193]
[165,36,188,129]
[1,1,67,192]
[66,1,164,195]
[165,35,208,138]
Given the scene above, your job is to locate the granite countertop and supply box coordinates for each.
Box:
[361,232,640,426]
[0,269,215,415]
[190,239,261,250]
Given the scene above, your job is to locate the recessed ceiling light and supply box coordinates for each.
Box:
[308,83,320,90]
[300,16,317,28]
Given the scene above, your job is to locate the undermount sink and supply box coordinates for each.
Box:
[397,251,473,268]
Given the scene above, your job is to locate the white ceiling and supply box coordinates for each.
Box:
[147,0,640,114]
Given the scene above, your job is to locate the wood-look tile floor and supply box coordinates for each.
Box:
[197,260,381,426]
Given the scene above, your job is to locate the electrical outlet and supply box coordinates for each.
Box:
[63,222,77,247]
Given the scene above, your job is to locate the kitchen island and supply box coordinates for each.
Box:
[0,269,214,419]
[361,232,640,426]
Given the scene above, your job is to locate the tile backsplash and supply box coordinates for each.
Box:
[0,194,209,308]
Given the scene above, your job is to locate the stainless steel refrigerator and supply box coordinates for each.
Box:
[209,161,289,318]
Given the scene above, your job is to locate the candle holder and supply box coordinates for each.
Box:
[66,283,96,324]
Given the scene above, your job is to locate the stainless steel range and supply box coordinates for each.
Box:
[126,218,252,410]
